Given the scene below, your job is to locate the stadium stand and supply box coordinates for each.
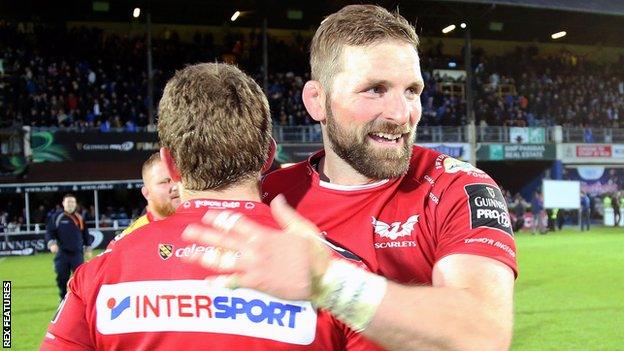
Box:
[2,20,623,129]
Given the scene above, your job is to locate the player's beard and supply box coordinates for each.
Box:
[325,101,414,179]
[152,199,176,218]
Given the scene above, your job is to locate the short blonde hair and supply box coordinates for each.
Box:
[310,5,419,92]
[157,63,271,191]
[141,152,161,181]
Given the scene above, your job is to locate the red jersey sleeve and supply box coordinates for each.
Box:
[40,264,96,350]
[433,171,518,277]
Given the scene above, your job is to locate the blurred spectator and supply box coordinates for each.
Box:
[556,209,566,230]
[0,210,8,232]
[99,214,111,228]
[580,191,591,231]
[602,193,612,219]
[531,191,546,235]
[32,204,46,224]
[612,191,621,227]
[512,193,528,232]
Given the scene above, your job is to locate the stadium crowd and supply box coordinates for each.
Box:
[2,21,624,130]
[0,21,311,130]
[419,44,624,128]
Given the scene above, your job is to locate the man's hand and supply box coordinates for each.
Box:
[182,195,331,301]
[49,243,59,254]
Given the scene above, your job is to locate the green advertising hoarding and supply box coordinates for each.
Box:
[477,144,556,161]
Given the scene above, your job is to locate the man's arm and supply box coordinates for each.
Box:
[45,214,59,253]
[82,222,92,247]
[364,255,514,351]
[78,215,93,258]
[181,196,515,351]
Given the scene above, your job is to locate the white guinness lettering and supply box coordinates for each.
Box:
[473,197,506,210]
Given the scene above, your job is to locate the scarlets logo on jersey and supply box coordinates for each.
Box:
[372,215,419,240]
[372,215,419,249]
[96,280,317,345]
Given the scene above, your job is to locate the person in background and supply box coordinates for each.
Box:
[602,193,612,221]
[547,209,556,232]
[620,194,624,226]
[32,204,47,224]
[106,152,180,249]
[611,191,621,227]
[512,193,528,232]
[531,191,546,235]
[45,194,93,300]
[556,208,566,230]
[580,191,591,231]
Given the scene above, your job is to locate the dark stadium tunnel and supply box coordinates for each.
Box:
[478,160,554,195]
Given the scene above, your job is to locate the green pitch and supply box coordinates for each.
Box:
[512,226,624,350]
[1,228,623,350]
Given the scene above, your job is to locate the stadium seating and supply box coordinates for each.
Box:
[2,21,623,129]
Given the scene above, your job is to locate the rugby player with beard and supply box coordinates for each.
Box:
[183,5,518,351]
[106,153,180,248]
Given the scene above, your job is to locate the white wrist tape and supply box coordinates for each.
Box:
[313,259,387,332]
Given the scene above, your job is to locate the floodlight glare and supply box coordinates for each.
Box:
[442,24,456,34]
[551,31,566,39]
[231,11,241,22]
[460,23,467,29]
[132,7,141,18]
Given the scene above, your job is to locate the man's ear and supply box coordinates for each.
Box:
[302,80,328,123]
[141,186,149,201]
[160,147,182,182]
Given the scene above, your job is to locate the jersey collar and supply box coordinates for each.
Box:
[176,198,270,216]
[306,150,394,192]
[146,209,155,222]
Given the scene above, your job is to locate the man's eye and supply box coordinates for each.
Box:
[366,86,386,94]
[406,87,421,98]
[408,85,424,95]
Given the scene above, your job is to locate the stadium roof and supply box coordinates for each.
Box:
[4,0,624,46]
[436,0,624,17]
[409,0,624,46]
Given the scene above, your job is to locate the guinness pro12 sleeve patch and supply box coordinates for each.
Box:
[464,184,513,236]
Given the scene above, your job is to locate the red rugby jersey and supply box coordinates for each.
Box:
[262,146,518,284]
[41,199,379,351]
